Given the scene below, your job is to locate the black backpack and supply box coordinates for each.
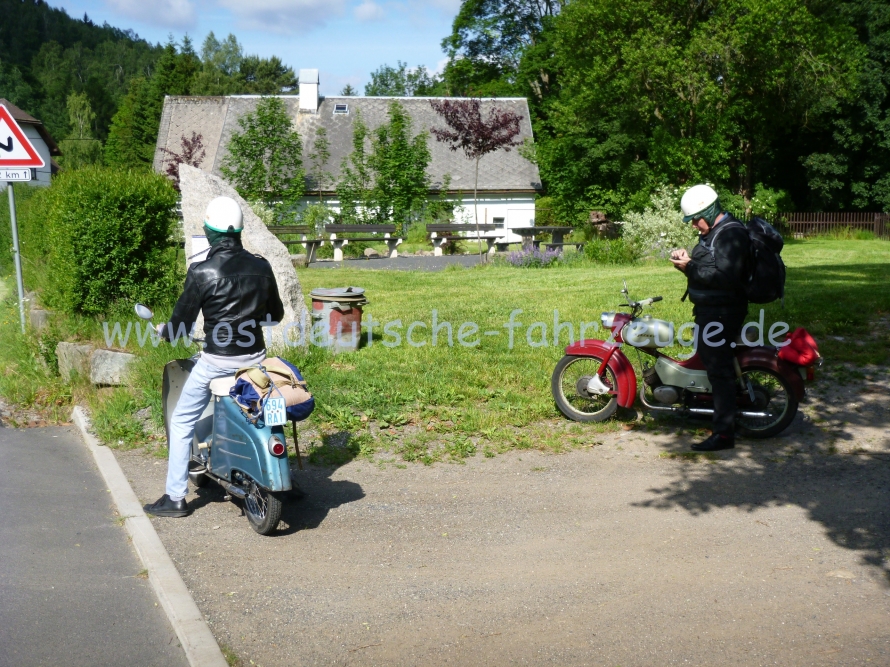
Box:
[709,216,786,305]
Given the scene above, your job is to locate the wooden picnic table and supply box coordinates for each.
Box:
[426,223,509,256]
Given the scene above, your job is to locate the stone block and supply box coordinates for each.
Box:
[290,254,308,269]
[57,342,94,382]
[179,165,310,349]
[30,309,51,331]
[90,349,136,386]
[363,248,381,258]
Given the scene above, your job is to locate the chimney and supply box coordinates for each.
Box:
[299,69,319,113]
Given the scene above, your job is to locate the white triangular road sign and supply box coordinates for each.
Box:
[0,105,45,168]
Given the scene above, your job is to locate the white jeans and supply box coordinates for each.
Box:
[166,357,234,501]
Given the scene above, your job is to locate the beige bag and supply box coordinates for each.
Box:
[233,357,313,415]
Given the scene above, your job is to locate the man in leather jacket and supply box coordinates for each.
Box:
[670,184,750,451]
[144,197,284,517]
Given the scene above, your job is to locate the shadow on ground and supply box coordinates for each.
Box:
[636,443,890,583]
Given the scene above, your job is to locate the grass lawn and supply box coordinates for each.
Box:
[2,238,889,461]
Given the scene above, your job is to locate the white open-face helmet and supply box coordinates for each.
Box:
[680,184,719,222]
[204,196,244,233]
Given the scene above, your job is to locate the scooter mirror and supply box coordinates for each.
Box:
[134,303,154,320]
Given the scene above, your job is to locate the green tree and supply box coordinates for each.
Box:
[533,0,865,219]
[440,0,560,96]
[58,92,103,169]
[307,127,332,202]
[337,111,375,224]
[103,76,153,168]
[340,84,357,96]
[365,61,442,96]
[221,96,305,217]
[369,101,432,232]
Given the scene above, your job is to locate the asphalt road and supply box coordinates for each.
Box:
[307,254,482,271]
[0,425,189,667]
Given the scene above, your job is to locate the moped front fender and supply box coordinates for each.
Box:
[564,340,637,408]
[736,346,806,401]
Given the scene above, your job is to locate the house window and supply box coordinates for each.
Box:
[493,217,505,224]
[334,104,349,115]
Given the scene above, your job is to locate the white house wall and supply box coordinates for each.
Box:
[297,193,536,242]
[22,126,52,187]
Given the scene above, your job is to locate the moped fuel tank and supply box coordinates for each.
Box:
[623,315,675,349]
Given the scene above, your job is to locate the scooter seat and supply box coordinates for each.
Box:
[209,375,238,397]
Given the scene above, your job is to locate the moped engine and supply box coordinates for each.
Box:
[652,386,680,404]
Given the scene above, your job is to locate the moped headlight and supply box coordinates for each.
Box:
[268,435,286,457]
[601,312,615,329]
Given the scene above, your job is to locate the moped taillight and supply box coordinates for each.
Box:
[268,435,286,456]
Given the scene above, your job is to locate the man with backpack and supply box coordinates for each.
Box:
[669,184,750,451]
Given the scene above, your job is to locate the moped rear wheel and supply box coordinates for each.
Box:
[243,479,283,535]
[736,366,799,439]
[551,355,619,422]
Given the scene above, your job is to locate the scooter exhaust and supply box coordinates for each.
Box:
[638,387,770,419]
[217,479,247,499]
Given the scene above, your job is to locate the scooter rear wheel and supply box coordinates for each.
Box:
[243,479,283,535]
[551,355,619,422]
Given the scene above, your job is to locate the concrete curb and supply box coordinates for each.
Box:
[72,406,228,667]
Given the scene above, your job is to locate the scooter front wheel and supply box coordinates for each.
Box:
[243,479,283,535]
[551,355,619,422]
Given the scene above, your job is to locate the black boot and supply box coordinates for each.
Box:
[692,432,735,452]
[143,494,189,518]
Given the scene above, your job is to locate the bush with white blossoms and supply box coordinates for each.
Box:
[617,186,699,258]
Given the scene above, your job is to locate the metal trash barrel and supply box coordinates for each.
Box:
[309,287,367,353]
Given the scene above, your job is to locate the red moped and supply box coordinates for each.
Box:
[550,283,819,438]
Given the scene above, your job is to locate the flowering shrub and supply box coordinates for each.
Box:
[505,245,561,268]
[618,186,698,258]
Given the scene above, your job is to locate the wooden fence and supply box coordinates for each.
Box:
[751,212,889,239]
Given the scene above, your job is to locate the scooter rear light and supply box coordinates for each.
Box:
[268,435,286,457]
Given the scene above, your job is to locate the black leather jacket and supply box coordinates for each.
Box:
[686,214,750,314]
[165,237,284,355]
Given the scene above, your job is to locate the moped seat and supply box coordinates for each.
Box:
[209,375,238,397]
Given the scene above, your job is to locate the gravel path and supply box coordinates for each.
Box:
[117,412,890,666]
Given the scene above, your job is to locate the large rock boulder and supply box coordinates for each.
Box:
[90,349,136,386]
[29,309,51,331]
[57,342,94,382]
[178,165,310,349]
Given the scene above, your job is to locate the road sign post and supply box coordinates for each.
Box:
[7,183,26,333]
[0,104,45,334]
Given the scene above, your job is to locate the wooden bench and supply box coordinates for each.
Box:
[324,224,402,261]
[511,226,578,254]
[267,225,324,263]
[426,223,509,256]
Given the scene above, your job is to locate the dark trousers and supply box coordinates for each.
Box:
[694,309,747,435]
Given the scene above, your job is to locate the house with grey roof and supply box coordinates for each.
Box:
[0,99,61,187]
[152,70,542,240]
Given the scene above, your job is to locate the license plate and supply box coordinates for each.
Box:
[265,396,287,426]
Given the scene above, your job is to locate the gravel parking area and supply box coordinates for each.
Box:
[116,409,890,666]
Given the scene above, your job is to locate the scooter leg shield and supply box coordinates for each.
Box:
[212,397,291,492]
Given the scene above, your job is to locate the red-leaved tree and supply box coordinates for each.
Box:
[161,132,206,192]
[429,99,523,261]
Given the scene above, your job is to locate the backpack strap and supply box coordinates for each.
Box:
[705,220,745,258]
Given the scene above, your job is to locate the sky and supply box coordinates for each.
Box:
[51,0,460,95]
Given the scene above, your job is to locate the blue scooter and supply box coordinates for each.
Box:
[136,304,292,535]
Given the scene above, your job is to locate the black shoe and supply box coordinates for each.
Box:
[143,494,189,518]
[692,433,735,452]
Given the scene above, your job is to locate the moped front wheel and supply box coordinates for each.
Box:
[243,479,283,535]
[551,355,619,422]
